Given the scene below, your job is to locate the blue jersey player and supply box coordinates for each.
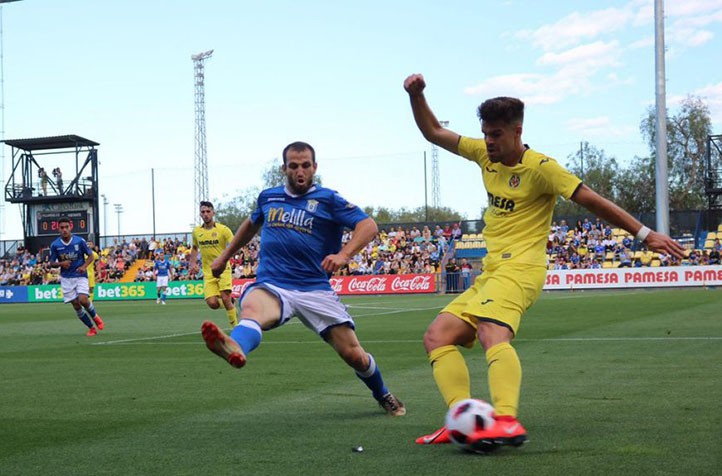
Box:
[49,217,105,336]
[154,250,172,304]
[201,141,405,417]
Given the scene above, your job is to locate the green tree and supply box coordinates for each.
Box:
[640,95,712,210]
[363,205,464,224]
[213,187,259,231]
[214,159,325,230]
[555,142,619,217]
[615,155,656,214]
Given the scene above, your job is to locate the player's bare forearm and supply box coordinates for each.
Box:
[189,249,198,273]
[571,184,686,258]
[225,219,259,258]
[211,219,259,277]
[321,218,378,273]
[404,74,461,155]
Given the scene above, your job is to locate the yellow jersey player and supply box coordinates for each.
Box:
[404,73,686,451]
[86,241,99,301]
[190,201,238,327]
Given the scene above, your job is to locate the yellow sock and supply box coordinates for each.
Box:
[428,345,471,408]
[226,308,238,327]
[486,342,521,417]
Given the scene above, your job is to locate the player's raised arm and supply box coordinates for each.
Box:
[321,217,378,273]
[210,218,261,277]
[571,183,687,259]
[404,73,461,155]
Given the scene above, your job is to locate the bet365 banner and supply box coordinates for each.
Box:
[22,281,207,303]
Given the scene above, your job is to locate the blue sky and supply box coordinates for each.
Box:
[1,0,721,240]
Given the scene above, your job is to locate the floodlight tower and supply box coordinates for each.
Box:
[0,0,24,239]
[191,49,213,222]
[431,120,448,208]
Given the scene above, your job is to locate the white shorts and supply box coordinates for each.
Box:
[60,277,90,303]
[242,282,355,337]
[156,276,169,288]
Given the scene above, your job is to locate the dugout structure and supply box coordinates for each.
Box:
[704,134,722,229]
[3,135,100,253]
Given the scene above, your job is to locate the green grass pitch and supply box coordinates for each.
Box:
[1,289,721,476]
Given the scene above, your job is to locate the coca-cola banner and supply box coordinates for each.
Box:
[543,265,722,290]
[232,273,436,297]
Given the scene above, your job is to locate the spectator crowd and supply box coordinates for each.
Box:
[1,219,719,287]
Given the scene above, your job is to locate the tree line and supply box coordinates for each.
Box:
[215,96,718,230]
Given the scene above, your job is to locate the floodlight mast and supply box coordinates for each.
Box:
[192,49,213,223]
[0,0,24,239]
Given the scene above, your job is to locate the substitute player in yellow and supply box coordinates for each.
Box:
[404,73,686,451]
[86,241,99,301]
[190,201,238,327]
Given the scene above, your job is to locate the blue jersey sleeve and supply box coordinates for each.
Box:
[330,192,368,229]
[79,239,91,259]
[49,242,59,262]
[250,193,265,225]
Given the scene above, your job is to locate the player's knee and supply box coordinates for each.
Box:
[422,328,445,352]
[340,347,367,370]
[206,299,220,309]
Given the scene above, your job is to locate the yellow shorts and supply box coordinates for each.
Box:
[203,269,233,299]
[441,262,546,336]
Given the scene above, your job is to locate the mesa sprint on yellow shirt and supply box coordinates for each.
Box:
[459,136,582,267]
[192,222,234,274]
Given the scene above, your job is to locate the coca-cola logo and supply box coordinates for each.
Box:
[391,275,432,291]
[231,280,255,298]
[329,278,344,293]
[348,276,388,293]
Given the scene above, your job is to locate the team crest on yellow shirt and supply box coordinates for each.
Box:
[212,231,217,237]
[306,200,318,213]
[509,174,521,188]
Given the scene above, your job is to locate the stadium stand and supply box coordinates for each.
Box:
[2,219,720,287]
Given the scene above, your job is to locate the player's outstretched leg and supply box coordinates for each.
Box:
[201,320,246,368]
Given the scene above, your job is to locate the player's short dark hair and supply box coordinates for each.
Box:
[199,201,214,209]
[58,216,71,225]
[477,97,524,125]
[282,141,316,165]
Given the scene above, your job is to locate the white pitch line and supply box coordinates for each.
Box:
[94,336,722,346]
[93,306,444,346]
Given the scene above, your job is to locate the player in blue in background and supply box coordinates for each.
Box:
[154,250,173,305]
[49,216,105,336]
[201,141,406,416]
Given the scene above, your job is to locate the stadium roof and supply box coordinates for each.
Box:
[2,135,99,151]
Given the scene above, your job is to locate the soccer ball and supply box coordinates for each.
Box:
[445,398,497,453]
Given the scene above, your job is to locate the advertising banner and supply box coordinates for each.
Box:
[25,281,207,303]
[0,286,28,303]
[543,265,722,290]
[232,273,437,297]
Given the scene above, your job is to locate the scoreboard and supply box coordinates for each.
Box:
[36,210,89,236]
[27,203,96,252]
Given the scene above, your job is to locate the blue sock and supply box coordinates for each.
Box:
[230,319,262,354]
[161,292,167,303]
[85,302,97,318]
[355,353,389,401]
[76,308,93,328]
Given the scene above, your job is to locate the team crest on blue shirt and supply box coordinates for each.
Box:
[74,244,79,251]
[509,174,521,188]
[306,200,318,213]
